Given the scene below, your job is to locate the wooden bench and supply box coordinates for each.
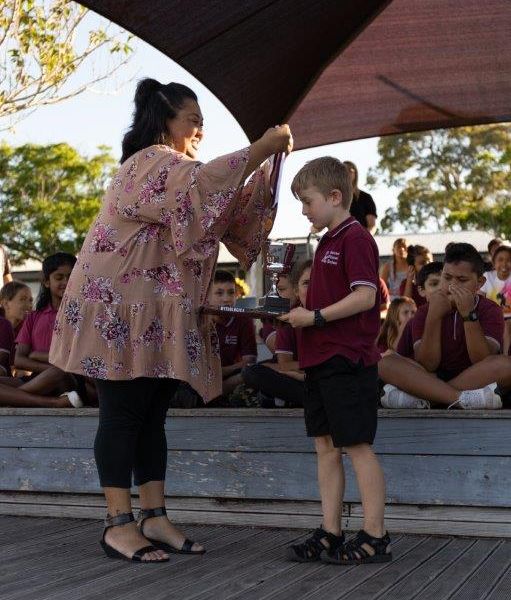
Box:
[1,408,510,537]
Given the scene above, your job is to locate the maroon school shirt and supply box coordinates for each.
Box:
[16,305,57,352]
[298,216,381,369]
[0,316,15,373]
[215,315,257,367]
[275,324,298,360]
[399,279,426,307]
[411,295,504,377]
[396,319,414,359]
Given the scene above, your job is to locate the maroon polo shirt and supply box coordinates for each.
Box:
[275,324,298,360]
[216,315,257,367]
[298,216,381,369]
[396,319,415,359]
[0,316,15,374]
[411,295,504,377]
[259,318,276,345]
[16,305,57,352]
[399,279,426,307]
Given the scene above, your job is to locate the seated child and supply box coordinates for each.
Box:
[15,253,76,376]
[209,270,257,404]
[376,297,416,355]
[282,157,390,565]
[395,262,443,359]
[243,260,312,407]
[0,281,33,376]
[259,272,297,354]
[479,244,511,354]
[380,243,509,409]
[399,244,432,307]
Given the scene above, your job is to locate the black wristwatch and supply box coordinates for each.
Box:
[462,310,478,322]
[314,309,327,328]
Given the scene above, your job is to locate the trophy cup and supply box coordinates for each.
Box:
[259,242,296,314]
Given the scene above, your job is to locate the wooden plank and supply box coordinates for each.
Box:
[2,414,511,456]
[413,539,501,600]
[486,565,511,600]
[2,447,511,506]
[2,407,511,419]
[376,537,474,600]
[448,541,511,600]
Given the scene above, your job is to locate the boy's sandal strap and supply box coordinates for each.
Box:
[341,530,391,561]
[104,512,135,529]
[290,527,343,561]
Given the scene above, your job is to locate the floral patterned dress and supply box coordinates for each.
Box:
[49,145,276,401]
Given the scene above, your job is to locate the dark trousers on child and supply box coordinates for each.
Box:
[242,363,306,407]
[94,377,179,488]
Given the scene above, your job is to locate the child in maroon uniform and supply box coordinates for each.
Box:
[399,244,432,308]
[380,244,510,409]
[208,270,257,401]
[281,157,391,565]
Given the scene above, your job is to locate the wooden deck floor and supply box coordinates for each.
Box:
[1,516,511,600]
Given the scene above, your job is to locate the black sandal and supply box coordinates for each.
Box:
[138,507,205,555]
[322,529,392,565]
[286,526,344,562]
[100,512,169,563]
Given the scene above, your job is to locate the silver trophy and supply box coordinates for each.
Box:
[259,242,296,314]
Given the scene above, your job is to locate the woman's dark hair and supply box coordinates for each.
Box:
[121,79,198,163]
[36,252,77,311]
[0,280,30,317]
[406,244,431,267]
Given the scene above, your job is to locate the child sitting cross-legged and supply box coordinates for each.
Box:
[242,260,312,408]
[208,270,257,406]
[379,243,510,409]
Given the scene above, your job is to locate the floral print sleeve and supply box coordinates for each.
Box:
[115,146,252,260]
[221,160,277,270]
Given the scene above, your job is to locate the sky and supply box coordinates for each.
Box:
[2,10,400,239]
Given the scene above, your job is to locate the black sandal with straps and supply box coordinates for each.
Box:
[100,512,169,563]
[322,529,392,565]
[138,507,205,555]
[286,527,344,563]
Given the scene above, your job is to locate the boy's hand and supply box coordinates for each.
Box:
[279,307,314,328]
[449,284,475,318]
[428,290,452,319]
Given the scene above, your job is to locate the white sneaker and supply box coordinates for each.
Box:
[451,384,502,410]
[61,391,83,408]
[381,384,430,409]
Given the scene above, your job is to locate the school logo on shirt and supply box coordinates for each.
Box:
[225,335,238,345]
[321,250,340,265]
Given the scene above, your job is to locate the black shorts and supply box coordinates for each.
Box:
[304,355,378,448]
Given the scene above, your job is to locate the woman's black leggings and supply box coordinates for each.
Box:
[94,377,179,488]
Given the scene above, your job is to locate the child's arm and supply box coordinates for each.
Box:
[402,266,415,298]
[280,285,376,328]
[450,285,500,363]
[415,291,451,371]
[14,344,50,374]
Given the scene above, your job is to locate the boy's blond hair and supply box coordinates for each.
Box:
[291,157,353,210]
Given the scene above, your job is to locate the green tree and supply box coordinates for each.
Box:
[0,142,116,262]
[0,0,132,128]
[368,125,511,238]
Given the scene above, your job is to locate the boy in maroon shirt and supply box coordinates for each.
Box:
[380,244,510,409]
[281,157,391,565]
[208,270,257,399]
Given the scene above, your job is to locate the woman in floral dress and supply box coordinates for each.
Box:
[50,78,293,563]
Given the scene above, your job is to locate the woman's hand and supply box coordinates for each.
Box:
[261,125,293,155]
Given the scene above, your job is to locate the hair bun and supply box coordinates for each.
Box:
[134,78,162,109]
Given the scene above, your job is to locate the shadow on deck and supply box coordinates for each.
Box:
[2,516,511,600]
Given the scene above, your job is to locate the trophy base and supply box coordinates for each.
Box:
[199,305,286,321]
[258,295,290,315]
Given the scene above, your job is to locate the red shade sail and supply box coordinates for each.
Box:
[78,0,511,149]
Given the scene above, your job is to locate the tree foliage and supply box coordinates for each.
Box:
[0,142,116,262]
[368,125,511,238]
[0,0,132,128]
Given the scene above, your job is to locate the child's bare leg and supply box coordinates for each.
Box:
[0,376,23,388]
[345,443,385,539]
[314,435,343,536]
[448,355,511,391]
[222,373,243,396]
[378,354,459,406]
[0,384,69,407]
[21,366,72,395]
[504,321,511,356]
